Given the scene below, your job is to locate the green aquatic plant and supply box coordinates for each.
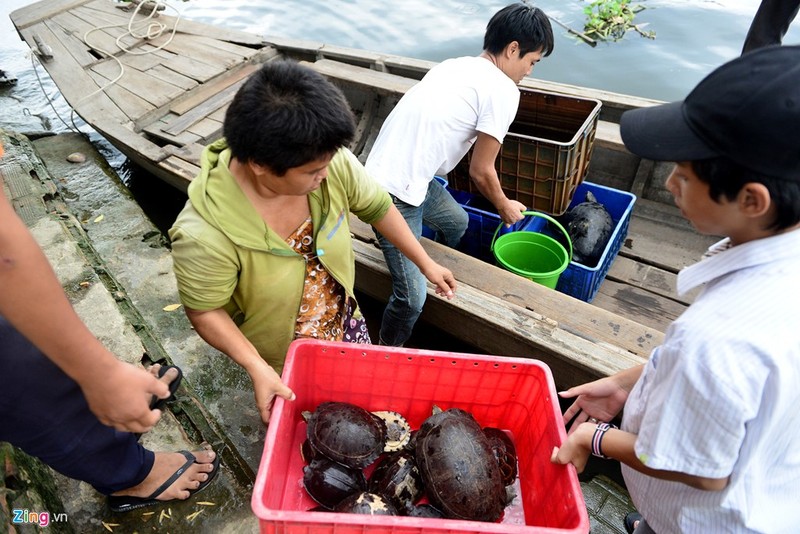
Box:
[583,0,656,42]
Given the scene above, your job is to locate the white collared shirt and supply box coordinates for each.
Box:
[622,229,800,533]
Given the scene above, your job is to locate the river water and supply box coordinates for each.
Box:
[1,0,799,203]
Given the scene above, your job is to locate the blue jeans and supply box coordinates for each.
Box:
[374,179,468,346]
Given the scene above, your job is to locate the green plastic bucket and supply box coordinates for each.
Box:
[490,211,572,288]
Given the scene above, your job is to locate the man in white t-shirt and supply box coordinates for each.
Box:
[365,3,554,346]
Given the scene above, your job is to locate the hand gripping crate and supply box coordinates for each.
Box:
[422,176,531,263]
[252,339,589,534]
[448,88,601,216]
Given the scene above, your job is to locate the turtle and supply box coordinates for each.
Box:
[302,457,367,509]
[371,410,412,452]
[414,407,506,522]
[560,190,613,266]
[303,401,387,468]
[368,450,424,515]
[334,491,398,515]
[483,427,518,486]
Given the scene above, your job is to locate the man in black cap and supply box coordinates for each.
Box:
[551,45,800,533]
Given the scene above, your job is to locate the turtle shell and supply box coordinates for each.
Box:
[371,410,412,452]
[483,427,518,486]
[305,401,387,468]
[407,503,444,518]
[415,408,505,522]
[334,491,398,515]
[561,190,613,266]
[368,450,424,515]
[302,457,367,509]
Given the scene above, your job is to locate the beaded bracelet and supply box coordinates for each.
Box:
[591,422,617,459]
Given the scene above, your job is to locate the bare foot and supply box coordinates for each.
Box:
[112,449,217,501]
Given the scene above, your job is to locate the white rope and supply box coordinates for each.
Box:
[77,0,182,106]
[30,53,81,133]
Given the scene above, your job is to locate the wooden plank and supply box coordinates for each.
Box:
[623,210,718,273]
[90,115,169,164]
[186,117,223,144]
[147,46,222,82]
[86,69,154,121]
[164,143,205,167]
[115,48,165,71]
[304,59,418,96]
[349,217,662,357]
[351,238,646,389]
[169,15,266,46]
[520,77,664,123]
[44,14,100,68]
[80,0,139,23]
[606,255,700,306]
[594,120,623,151]
[89,58,185,109]
[156,155,200,192]
[162,80,244,135]
[72,4,152,50]
[592,279,687,332]
[158,32,251,70]
[209,107,227,121]
[17,23,119,121]
[169,63,259,115]
[145,64,199,91]
[10,0,89,30]
[190,34,263,58]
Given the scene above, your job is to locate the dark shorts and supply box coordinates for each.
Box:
[0,316,153,494]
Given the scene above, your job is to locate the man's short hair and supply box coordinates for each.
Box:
[483,3,554,58]
[223,61,355,176]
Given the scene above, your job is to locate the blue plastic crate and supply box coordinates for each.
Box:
[423,177,531,262]
[523,181,636,302]
[425,179,634,302]
[422,177,523,261]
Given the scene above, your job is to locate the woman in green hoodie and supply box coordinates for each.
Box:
[169,61,457,424]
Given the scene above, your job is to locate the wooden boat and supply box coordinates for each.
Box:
[10,0,718,388]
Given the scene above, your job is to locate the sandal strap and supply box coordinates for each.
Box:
[144,450,195,500]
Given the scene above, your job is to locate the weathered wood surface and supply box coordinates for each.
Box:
[350,218,662,359]
[10,0,720,381]
[350,230,648,389]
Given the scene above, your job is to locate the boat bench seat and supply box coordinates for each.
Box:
[302,58,418,95]
[305,58,626,153]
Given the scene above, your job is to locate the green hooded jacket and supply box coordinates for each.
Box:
[169,140,392,371]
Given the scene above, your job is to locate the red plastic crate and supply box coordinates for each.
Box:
[252,339,588,534]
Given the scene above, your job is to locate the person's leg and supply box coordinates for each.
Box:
[0,316,217,504]
[0,315,153,494]
[742,0,800,54]
[374,197,427,346]
[421,178,469,248]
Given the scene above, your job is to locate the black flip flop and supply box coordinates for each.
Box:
[108,450,220,513]
[625,511,643,534]
[149,364,183,411]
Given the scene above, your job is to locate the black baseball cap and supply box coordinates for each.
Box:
[620,45,800,181]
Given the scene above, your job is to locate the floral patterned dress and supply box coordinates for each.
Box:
[288,218,371,344]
